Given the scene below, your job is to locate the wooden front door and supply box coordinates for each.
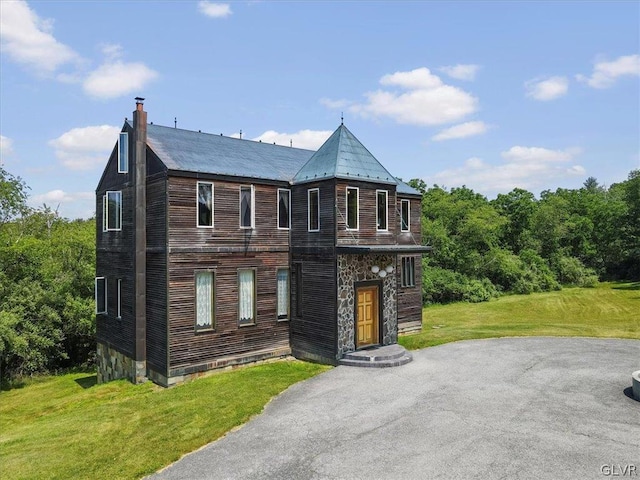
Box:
[356,285,379,348]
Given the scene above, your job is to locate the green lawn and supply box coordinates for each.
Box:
[0,361,330,480]
[1,283,638,480]
[399,282,640,350]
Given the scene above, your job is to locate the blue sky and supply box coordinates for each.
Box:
[1,0,638,219]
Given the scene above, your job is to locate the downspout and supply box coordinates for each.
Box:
[133,97,147,383]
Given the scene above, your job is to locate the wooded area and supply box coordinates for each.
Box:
[1,166,638,382]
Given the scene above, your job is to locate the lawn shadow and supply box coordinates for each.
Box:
[623,387,639,402]
[611,281,640,291]
[75,375,98,389]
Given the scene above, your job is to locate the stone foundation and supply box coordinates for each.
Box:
[337,254,397,359]
[96,342,146,384]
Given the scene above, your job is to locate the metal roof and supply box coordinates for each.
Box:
[396,178,422,196]
[146,124,314,182]
[292,124,398,185]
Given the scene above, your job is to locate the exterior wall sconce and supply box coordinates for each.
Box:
[371,265,380,274]
[371,265,394,278]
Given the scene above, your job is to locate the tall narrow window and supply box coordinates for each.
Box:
[240,186,254,228]
[118,132,128,173]
[117,279,122,318]
[308,188,319,231]
[95,277,107,314]
[377,190,388,231]
[401,199,410,232]
[238,269,256,325]
[277,189,291,229]
[104,191,122,231]
[401,257,416,287]
[276,268,289,320]
[195,271,215,330]
[346,187,359,230]
[197,182,214,227]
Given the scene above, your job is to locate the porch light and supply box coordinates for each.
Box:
[385,265,394,274]
[371,265,380,274]
[379,270,387,278]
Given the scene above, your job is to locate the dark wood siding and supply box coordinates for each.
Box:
[396,254,423,331]
[290,180,336,248]
[335,180,397,246]
[397,195,423,246]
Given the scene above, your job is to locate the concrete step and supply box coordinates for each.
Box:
[339,344,413,368]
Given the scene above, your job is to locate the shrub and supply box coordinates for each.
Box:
[423,266,499,305]
[552,255,599,287]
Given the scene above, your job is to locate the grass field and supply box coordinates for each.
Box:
[1,282,638,480]
[399,282,640,350]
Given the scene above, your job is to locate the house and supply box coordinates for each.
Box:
[95,99,429,386]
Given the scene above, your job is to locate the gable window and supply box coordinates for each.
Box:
[118,132,128,173]
[197,182,214,228]
[376,190,388,231]
[240,185,254,228]
[95,277,107,314]
[401,199,410,232]
[276,268,289,321]
[103,191,122,231]
[308,188,319,231]
[277,189,291,229]
[346,187,359,230]
[401,257,416,287]
[238,269,256,326]
[195,271,215,330]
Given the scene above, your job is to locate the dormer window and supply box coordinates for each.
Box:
[346,187,359,230]
[376,190,388,231]
[401,199,410,232]
[118,132,128,173]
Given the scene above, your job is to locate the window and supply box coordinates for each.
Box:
[117,279,122,318]
[276,269,289,320]
[401,257,416,287]
[308,188,319,231]
[277,189,291,229]
[103,191,122,231]
[401,199,410,232]
[238,269,256,325]
[195,271,215,330]
[346,187,359,230]
[95,277,107,314]
[376,190,388,231]
[118,132,128,173]
[240,186,254,228]
[197,182,214,228]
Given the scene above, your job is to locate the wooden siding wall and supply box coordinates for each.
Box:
[290,180,336,248]
[146,177,168,375]
[396,195,423,246]
[335,180,397,246]
[396,254,423,329]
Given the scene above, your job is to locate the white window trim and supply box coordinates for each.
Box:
[346,186,359,231]
[276,268,290,321]
[195,270,215,331]
[401,199,411,232]
[401,257,416,288]
[104,191,122,232]
[238,268,257,326]
[239,185,255,229]
[95,277,107,314]
[376,189,389,232]
[308,188,320,232]
[196,181,214,228]
[277,188,291,230]
[118,132,128,174]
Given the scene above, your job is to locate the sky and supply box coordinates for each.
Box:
[0,0,638,219]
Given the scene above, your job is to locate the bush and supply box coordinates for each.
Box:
[423,266,499,305]
[552,255,599,287]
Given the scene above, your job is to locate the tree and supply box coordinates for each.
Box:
[0,167,30,228]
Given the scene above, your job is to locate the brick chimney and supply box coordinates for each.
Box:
[133,97,147,383]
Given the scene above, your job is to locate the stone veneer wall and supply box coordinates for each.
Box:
[97,342,146,384]
[336,254,397,358]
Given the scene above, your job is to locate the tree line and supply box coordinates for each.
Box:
[1,167,638,381]
[409,170,640,304]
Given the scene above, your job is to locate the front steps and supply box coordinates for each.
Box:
[338,344,413,368]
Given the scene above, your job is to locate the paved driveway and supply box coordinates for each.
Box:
[150,338,639,480]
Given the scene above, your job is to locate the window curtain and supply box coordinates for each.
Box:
[239,270,254,323]
[277,270,289,319]
[196,272,213,328]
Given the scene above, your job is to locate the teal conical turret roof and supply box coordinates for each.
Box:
[292,124,398,185]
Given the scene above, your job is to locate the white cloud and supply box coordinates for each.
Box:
[319,98,352,110]
[198,1,232,18]
[49,125,120,170]
[348,67,478,126]
[252,129,332,150]
[577,54,640,89]
[0,0,80,74]
[428,146,585,193]
[1,135,14,157]
[31,189,93,205]
[30,190,95,219]
[432,121,489,141]
[83,45,158,99]
[439,64,480,81]
[525,76,569,101]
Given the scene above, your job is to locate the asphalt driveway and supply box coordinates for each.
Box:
[150,337,639,480]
